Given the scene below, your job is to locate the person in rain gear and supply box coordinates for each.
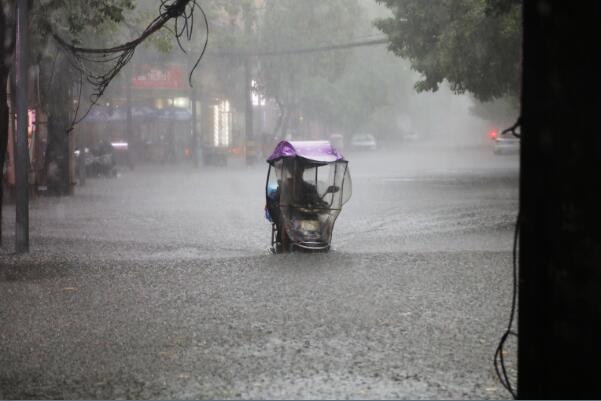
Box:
[266,161,326,248]
[290,162,326,209]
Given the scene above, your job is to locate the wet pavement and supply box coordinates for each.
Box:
[1,142,519,399]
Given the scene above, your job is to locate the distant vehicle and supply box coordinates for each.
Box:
[494,134,520,154]
[350,133,377,150]
[488,129,500,140]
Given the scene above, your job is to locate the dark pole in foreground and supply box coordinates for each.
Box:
[15,0,29,253]
[519,1,601,398]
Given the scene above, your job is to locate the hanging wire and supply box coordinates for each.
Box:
[501,116,521,138]
[493,116,522,399]
[493,211,520,398]
[45,0,209,128]
[66,70,84,133]
[188,3,209,87]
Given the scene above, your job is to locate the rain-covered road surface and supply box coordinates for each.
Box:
[1,142,519,399]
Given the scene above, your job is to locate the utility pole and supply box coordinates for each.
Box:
[191,85,198,168]
[243,3,255,165]
[244,57,254,165]
[126,64,134,170]
[519,1,601,398]
[15,0,29,253]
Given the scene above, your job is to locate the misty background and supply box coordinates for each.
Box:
[0,0,521,398]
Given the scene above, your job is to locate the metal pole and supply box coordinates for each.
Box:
[244,57,254,165]
[191,86,198,168]
[126,65,134,169]
[15,0,29,253]
[243,3,255,166]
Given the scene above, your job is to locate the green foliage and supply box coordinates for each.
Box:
[375,0,521,101]
[34,0,134,41]
[258,0,361,98]
[23,0,142,111]
[469,95,518,125]
[306,45,416,135]
[24,0,138,61]
[257,0,362,130]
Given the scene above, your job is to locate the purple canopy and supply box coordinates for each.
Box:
[267,140,345,163]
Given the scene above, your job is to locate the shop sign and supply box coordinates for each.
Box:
[132,64,184,89]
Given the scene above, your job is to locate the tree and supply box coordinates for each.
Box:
[374,0,521,102]
[469,94,518,127]
[257,0,362,138]
[253,0,432,142]
[319,44,417,137]
[0,0,138,245]
[200,0,258,108]
[1,0,201,245]
[36,0,136,195]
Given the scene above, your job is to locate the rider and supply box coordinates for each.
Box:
[291,161,324,209]
[266,161,324,248]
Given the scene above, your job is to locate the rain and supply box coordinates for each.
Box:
[1,0,522,399]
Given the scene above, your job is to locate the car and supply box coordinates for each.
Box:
[350,133,377,151]
[493,134,520,154]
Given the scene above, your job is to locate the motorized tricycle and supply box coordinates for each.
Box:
[265,140,352,253]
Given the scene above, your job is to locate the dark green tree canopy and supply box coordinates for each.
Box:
[258,0,361,106]
[375,0,521,101]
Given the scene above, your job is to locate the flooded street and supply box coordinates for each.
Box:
[1,142,518,399]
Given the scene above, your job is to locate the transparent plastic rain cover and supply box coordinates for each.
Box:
[268,158,351,248]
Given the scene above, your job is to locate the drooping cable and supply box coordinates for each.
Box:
[493,116,522,398]
[493,211,519,398]
[44,0,208,128]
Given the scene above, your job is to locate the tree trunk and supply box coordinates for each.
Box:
[42,56,71,196]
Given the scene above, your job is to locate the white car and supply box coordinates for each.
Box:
[494,134,520,154]
[350,134,377,151]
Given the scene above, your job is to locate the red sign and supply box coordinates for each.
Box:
[131,64,184,89]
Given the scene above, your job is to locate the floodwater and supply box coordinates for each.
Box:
[1,141,518,399]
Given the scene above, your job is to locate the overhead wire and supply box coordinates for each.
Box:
[188,2,208,87]
[45,0,209,128]
[209,37,389,58]
[256,37,388,56]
